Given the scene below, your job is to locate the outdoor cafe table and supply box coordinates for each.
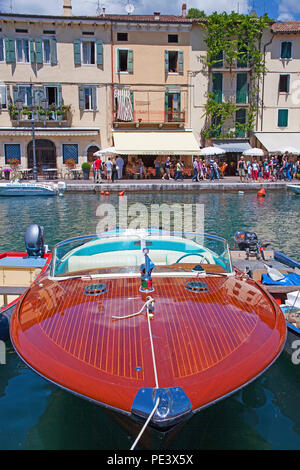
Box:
[20,168,33,180]
[70,168,82,179]
[43,168,58,180]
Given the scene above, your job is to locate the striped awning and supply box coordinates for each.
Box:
[114,88,133,122]
[213,140,251,153]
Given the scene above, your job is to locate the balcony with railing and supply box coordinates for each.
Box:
[9,104,71,125]
[113,109,186,128]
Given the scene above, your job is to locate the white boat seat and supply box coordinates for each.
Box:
[66,249,210,273]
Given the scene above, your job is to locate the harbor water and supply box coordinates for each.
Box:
[0,190,300,450]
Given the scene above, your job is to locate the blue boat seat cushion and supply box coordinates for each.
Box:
[262,272,300,286]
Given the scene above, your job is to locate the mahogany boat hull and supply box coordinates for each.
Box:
[10,271,286,429]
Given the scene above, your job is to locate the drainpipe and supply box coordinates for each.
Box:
[260,30,275,132]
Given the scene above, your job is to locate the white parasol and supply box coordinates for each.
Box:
[93,147,117,156]
[199,146,226,156]
[242,148,265,157]
[279,146,300,155]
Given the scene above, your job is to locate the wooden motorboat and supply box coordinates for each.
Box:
[287,184,300,195]
[0,225,52,341]
[10,229,286,434]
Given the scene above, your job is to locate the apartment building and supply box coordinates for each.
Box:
[254,21,300,154]
[0,2,112,171]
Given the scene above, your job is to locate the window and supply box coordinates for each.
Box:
[236,73,248,103]
[42,39,51,64]
[13,85,32,106]
[117,32,128,41]
[211,50,223,68]
[278,109,288,127]
[0,85,7,109]
[235,108,246,137]
[237,43,248,67]
[4,143,21,165]
[281,41,292,59]
[44,86,62,106]
[62,144,79,164]
[212,72,223,103]
[279,74,290,93]
[73,40,103,66]
[168,34,178,43]
[164,50,183,73]
[0,39,4,62]
[165,91,182,122]
[79,86,97,110]
[16,39,29,63]
[117,49,133,73]
[82,41,95,64]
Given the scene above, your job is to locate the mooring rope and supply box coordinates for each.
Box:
[112,296,160,450]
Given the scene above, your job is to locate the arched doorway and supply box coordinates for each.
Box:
[87,145,100,163]
[27,139,57,171]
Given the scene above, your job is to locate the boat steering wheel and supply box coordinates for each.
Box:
[174,253,210,264]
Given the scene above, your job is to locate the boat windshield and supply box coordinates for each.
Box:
[50,230,233,278]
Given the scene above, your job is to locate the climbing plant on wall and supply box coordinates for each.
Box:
[193,11,272,140]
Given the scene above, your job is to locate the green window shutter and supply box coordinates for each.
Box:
[178,51,183,73]
[130,90,134,110]
[74,40,81,65]
[92,87,97,110]
[12,85,18,103]
[57,86,62,106]
[35,39,43,64]
[165,91,169,110]
[286,74,290,93]
[164,50,169,72]
[236,73,248,103]
[281,42,292,59]
[78,87,85,110]
[235,108,246,137]
[127,49,133,73]
[30,39,35,63]
[50,39,57,65]
[5,38,15,63]
[212,72,223,103]
[278,109,288,127]
[96,40,103,66]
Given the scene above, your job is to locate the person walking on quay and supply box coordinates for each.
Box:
[105,157,112,183]
[237,155,246,183]
[112,158,118,182]
[263,158,270,180]
[94,156,102,183]
[198,158,204,180]
[252,159,259,181]
[116,156,124,180]
[246,160,252,182]
[162,157,172,180]
[192,157,199,182]
[174,160,183,181]
[154,158,160,178]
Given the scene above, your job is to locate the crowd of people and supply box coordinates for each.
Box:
[237,154,300,183]
[90,152,300,183]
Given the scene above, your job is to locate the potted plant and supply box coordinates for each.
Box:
[3,168,12,180]
[8,105,19,120]
[82,162,91,180]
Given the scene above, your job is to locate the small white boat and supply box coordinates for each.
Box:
[287,184,300,194]
[0,181,66,196]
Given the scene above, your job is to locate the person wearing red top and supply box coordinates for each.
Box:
[94,158,102,183]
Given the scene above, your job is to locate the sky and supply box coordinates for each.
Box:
[0,0,299,21]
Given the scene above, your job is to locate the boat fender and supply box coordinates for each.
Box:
[100,190,105,195]
[119,191,125,196]
[0,306,14,341]
[257,188,266,197]
[105,191,110,196]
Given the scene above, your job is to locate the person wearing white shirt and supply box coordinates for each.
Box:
[105,157,112,182]
[116,156,124,179]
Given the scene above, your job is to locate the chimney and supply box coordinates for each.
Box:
[63,0,72,16]
[182,3,187,17]
[154,12,160,20]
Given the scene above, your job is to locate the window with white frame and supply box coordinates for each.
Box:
[13,85,32,106]
[82,41,96,65]
[16,39,30,63]
[0,85,7,109]
[42,39,51,64]
[78,86,97,110]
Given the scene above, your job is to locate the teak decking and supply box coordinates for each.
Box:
[10,269,286,422]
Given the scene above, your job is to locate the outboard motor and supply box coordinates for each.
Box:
[25,224,46,258]
[234,231,269,260]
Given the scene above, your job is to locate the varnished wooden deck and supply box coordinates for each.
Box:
[10,270,286,415]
